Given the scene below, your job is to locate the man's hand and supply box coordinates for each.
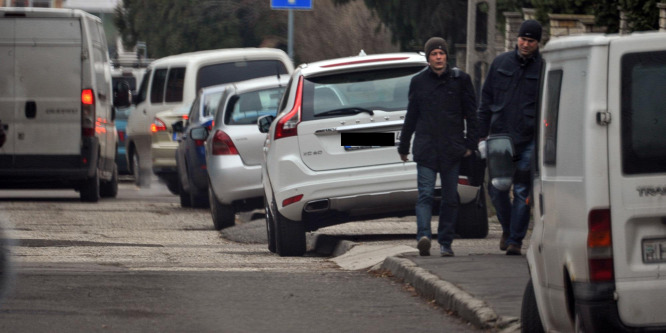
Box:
[463,149,472,158]
[399,154,409,162]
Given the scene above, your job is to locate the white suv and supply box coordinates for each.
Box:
[259,53,488,256]
[521,32,666,332]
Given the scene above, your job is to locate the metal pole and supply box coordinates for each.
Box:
[288,9,294,61]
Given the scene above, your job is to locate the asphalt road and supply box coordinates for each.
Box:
[0,178,484,332]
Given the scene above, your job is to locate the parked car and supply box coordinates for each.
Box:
[258,52,488,256]
[126,48,294,189]
[174,85,226,207]
[520,32,666,332]
[112,69,145,175]
[205,76,289,229]
[0,8,122,202]
[151,103,190,194]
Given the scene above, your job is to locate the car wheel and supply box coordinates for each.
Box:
[165,178,179,195]
[265,196,276,253]
[190,184,209,209]
[100,165,118,198]
[209,188,235,230]
[521,278,544,333]
[456,185,489,239]
[179,178,192,208]
[131,151,141,186]
[275,208,306,257]
[80,171,100,203]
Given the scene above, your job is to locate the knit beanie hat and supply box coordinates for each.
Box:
[424,37,448,58]
[518,20,542,42]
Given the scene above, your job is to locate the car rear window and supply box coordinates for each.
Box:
[300,66,425,121]
[621,51,666,174]
[197,60,289,92]
[224,86,286,125]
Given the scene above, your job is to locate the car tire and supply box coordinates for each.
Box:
[80,171,100,203]
[209,188,235,230]
[456,185,489,239]
[190,185,209,209]
[275,208,306,257]
[100,165,118,198]
[521,278,544,333]
[179,178,192,208]
[131,151,141,187]
[265,196,277,253]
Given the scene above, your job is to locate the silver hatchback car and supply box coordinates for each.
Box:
[206,76,289,230]
[258,53,489,256]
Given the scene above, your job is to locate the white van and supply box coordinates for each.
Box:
[521,32,666,332]
[126,48,293,189]
[0,8,121,202]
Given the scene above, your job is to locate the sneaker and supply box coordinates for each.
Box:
[506,243,522,256]
[440,245,454,257]
[500,233,509,251]
[417,236,431,256]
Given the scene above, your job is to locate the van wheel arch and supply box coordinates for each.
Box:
[563,266,576,325]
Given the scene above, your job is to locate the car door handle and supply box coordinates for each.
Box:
[25,101,36,119]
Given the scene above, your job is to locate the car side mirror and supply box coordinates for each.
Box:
[113,81,132,108]
[172,120,184,133]
[190,127,208,141]
[257,115,275,134]
[486,134,515,191]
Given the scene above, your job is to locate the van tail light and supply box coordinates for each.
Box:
[81,89,95,137]
[275,76,303,140]
[588,209,614,282]
[151,119,167,133]
[212,130,238,155]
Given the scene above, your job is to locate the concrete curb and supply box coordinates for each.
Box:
[380,255,517,331]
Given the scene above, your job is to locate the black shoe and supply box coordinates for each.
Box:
[417,236,431,256]
[500,233,509,251]
[506,244,522,256]
[440,245,454,257]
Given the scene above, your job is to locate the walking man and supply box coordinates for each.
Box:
[477,20,543,255]
[398,37,478,257]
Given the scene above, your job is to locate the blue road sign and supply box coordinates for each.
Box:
[271,0,312,10]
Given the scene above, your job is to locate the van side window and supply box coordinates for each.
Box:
[165,67,186,103]
[150,69,168,103]
[543,70,563,166]
[135,69,150,105]
[621,51,666,174]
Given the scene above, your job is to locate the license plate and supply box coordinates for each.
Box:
[343,131,400,151]
[642,238,666,263]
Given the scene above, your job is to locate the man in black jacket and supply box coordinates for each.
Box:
[477,20,543,256]
[398,37,478,257]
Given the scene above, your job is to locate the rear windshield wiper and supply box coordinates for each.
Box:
[315,107,374,117]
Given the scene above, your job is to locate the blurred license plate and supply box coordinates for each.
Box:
[642,238,666,263]
[343,131,400,151]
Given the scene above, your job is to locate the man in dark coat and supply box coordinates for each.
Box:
[398,37,478,257]
[477,20,543,255]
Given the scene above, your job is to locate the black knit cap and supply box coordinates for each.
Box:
[518,20,542,42]
[424,37,448,58]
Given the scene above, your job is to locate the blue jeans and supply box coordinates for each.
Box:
[488,141,534,247]
[415,163,460,246]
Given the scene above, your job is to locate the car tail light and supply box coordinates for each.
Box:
[588,209,614,281]
[81,89,95,137]
[212,130,238,155]
[151,119,167,133]
[458,177,470,186]
[283,194,303,207]
[275,76,303,140]
[118,130,125,142]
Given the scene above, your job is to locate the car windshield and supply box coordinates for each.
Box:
[225,86,286,125]
[202,91,224,118]
[301,65,425,120]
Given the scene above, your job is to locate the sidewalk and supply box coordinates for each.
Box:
[326,218,531,332]
[382,253,528,332]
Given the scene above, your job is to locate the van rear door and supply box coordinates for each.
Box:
[13,17,82,161]
[0,18,15,158]
[608,34,666,327]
